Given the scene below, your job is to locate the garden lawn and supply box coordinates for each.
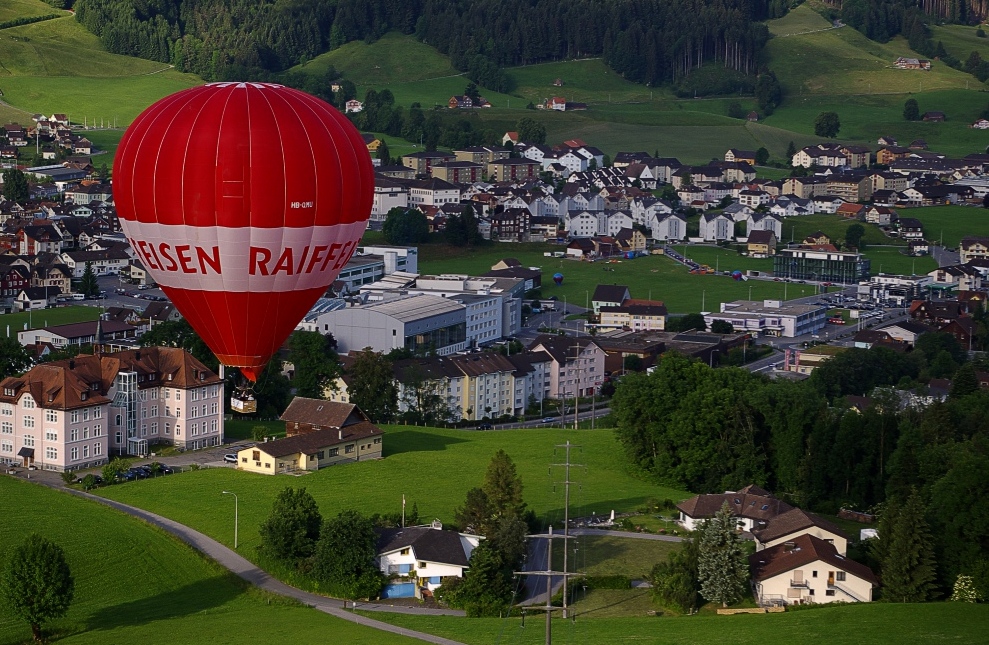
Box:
[3,305,100,331]
[776,215,895,247]
[552,535,679,579]
[363,602,989,645]
[96,425,686,556]
[0,477,419,645]
[224,418,286,442]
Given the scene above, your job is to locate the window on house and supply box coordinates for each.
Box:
[400,548,410,555]
[812,571,818,578]
[345,445,354,454]
[418,562,427,569]
[836,572,846,582]
[329,448,339,457]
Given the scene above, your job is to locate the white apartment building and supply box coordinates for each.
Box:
[0,347,224,472]
[371,178,409,229]
[529,336,605,398]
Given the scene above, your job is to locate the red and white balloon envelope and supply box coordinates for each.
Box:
[114,82,372,382]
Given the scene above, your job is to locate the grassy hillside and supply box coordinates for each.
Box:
[0,14,200,125]
[767,5,976,96]
[508,58,658,105]
[0,0,65,23]
[930,23,989,62]
[97,425,686,556]
[0,478,419,645]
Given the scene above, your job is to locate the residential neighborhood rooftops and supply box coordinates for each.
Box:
[677,485,792,522]
[751,508,848,544]
[280,397,367,429]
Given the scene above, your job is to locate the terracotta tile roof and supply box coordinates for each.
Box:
[255,424,383,458]
[751,508,847,544]
[749,534,876,584]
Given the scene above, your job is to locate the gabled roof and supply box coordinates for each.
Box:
[749,534,877,584]
[677,488,792,522]
[751,508,847,544]
[592,284,630,303]
[280,397,367,429]
[747,230,776,245]
[376,526,471,566]
[254,424,383,458]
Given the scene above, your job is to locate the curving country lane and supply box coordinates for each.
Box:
[60,488,468,645]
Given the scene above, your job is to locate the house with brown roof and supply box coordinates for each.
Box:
[747,230,777,258]
[236,409,383,475]
[749,534,877,605]
[280,397,373,437]
[591,284,631,314]
[676,485,792,531]
[0,347,224,469]
[752,508,849,555]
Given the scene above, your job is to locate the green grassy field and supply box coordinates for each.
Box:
[676,246,773,273]
[553,535,678,578]
[96,425,686,555]
[0,0,64,22]
[80,129,124,163]
[507,59,662,105]
[867,246,937,276]
[0,477,419,645]
[363,602,989,644]
[905,205,989,247]
[2,305,100,332]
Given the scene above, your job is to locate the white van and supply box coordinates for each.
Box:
[72,293,85,300]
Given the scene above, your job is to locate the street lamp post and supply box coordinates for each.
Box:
[222,490,238,549]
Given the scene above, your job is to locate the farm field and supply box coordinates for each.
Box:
[2,305,100,332]
[0,477,419,645]
[366,602,989,644]
[96,425,687,556]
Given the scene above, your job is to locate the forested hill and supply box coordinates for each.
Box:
[72,0,783,88]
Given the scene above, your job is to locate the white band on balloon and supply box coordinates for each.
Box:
[118,220,368,293]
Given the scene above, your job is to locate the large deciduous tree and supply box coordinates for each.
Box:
[0,337,32,380]
[697,502,748,607]
[650,535,700,613]
[515,117,546,144]
[258,487,323,562]
[312,510,383,599]
[814,111,841,138]
[903,98,920,121]
[287,330,340,399]
[140,319,218,372]
[382,208,429,245]
[346,348,398,422]
[2,534,74,643]
[2,169,29,201]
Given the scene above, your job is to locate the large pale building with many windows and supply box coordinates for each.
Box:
[0,347,224,472]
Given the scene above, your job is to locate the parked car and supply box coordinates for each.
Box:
[477,423,494,430]
[144,461,173,475]
[541,417,557,423]
[223,454,238,464]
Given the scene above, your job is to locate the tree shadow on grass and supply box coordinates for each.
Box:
[383,430,470,456]
[83,573,245,633]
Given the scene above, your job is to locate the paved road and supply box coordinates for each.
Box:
[46,486,469,644]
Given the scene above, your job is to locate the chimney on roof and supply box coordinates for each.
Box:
[338,429,343,440]
[784,541,796,552]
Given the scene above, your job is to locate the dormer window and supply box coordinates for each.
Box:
[91,383,99,391]
[80,392,88,401]
[3,388,13,396]
[149,374,155,381]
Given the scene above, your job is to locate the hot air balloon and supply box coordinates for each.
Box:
[114,82,373,410]
[553,273,564,286]
[732,270,744,281]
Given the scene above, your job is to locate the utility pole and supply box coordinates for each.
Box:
[550,441,582,618]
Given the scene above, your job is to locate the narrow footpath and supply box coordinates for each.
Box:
[61,488,468,645]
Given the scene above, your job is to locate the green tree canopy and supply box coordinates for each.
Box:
[2,534,74,643]
[312,510,383,600]
[258,487,323,562]
[698,502,748,607]
[287,330,340,399]
[755,147,770,165]
[2,169,29,201]
[482,449,526,520]
[814,111,841,138]
[710,320,735,335]
[877,491,938,602]
[845,223,866,250]
[0,337,32,380]
[650,535,700,613]
[515,117,546,144]
[79,262,100,299]
[382,208,429,245]
[903,98,920,121]
[346,348,398,422]
[140,319,218,372]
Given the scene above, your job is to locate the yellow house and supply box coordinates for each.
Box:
[747,230,777,259]
[236,424,383,475]
[362,133,382,152]
[616,227,647,253]
[790,345,845,375]
[597,300,667,331]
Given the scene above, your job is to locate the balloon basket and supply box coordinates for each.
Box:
[231,384,257,414]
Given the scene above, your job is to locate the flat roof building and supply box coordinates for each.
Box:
[704,299,827,338]
[774,247,870,284]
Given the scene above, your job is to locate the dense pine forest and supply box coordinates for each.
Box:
[72,0,782,89]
